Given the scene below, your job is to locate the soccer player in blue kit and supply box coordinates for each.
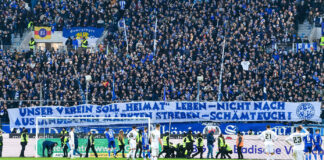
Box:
[105,128,117,158]
[304,128,313,160]
[142,127,150,160]
[313,129,323,160]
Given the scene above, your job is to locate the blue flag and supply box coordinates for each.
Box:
[322,22,324,35]
[112,74,116,100]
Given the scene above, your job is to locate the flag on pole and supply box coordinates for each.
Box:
[153,18,157,55]
[123,18,129,53]
[322,22,324,35]
[112,74,116,100]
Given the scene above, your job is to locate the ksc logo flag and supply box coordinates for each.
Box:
[34,26,51,39]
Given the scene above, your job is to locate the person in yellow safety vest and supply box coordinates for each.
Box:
[215,133,226,159]
[116,130,125,158]
[224,143,233,159]
[60,128,68,147]
[20,128,29,157]
[29,38,35,50]
[27,21,33,30]
[185,130,195,158]
[320,37,324,46]
[81,37,88,49]
[85,131,98,158]
[135,130,143,158]
[62,134,69,157]
[158,132,170,158]
[180,133,187,158]
[192,133,204,159]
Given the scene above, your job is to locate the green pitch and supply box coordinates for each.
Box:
[0,158,246,160]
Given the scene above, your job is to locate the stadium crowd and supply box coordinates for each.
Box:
[297,0,323,26]
[0,0,31,50]
[0,0,323,109]
[30,0,120,30]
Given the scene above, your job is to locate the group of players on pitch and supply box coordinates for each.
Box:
[103,124,162,160]
[59,124,162,160]
[108,124,323,160]
[262,125,323,160]
[58,124,322,160]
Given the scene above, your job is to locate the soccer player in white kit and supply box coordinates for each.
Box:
[259,125,278,160]
[150,124,163,160]
[285,125,309,160]
[68,127,75,159]
[127,126,138,160]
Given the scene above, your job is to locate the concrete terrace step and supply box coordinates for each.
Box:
[297,21,312,38]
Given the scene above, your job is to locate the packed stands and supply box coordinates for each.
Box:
[0,0,323,110]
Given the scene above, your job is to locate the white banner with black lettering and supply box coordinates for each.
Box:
[8,101,321,129]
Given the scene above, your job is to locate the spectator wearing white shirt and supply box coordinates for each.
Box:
[241,59,250,71]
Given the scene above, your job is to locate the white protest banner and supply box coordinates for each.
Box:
[8,101,321,129]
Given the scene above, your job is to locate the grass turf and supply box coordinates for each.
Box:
[0,158,246,160]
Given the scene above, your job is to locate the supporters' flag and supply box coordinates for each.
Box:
[322,22,324,35]
[34,26,51,39]
[307,42,317,51]
[296,43,317,52]
[102,81,109,88]
[296,43,304,52]
[112,74,116,100]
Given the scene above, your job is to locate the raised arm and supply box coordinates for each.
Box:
[301,128,309,137]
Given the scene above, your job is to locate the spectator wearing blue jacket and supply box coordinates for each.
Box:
[72,37,78,50]
[42,141,58,157]
[74,133,82,157]
[207,131,215,159]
